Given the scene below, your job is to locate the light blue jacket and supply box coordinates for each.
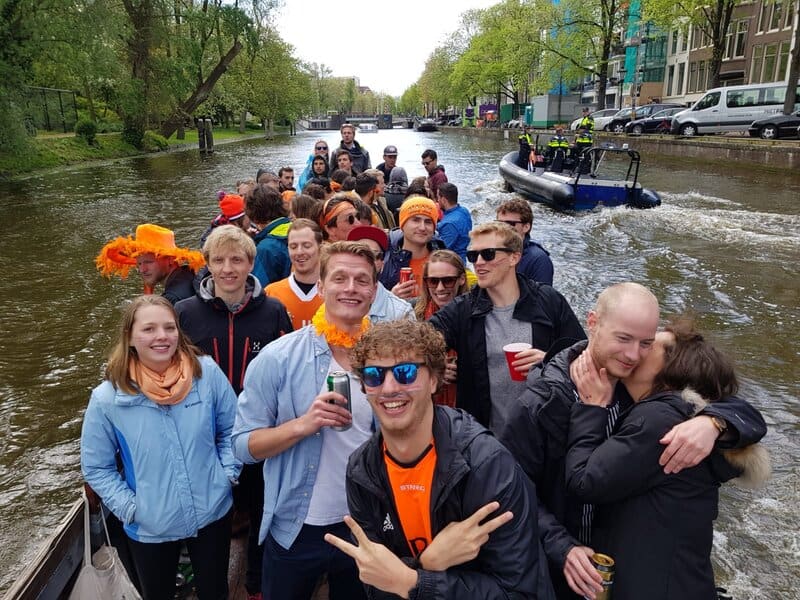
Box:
[81,356,240,543]
[370,283,414,322]
[234,326,345,547]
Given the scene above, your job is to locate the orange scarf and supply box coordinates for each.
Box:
[128,352,194,406]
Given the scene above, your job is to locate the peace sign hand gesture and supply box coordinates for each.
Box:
[324,515,418,599]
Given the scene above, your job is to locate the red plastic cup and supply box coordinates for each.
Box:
[503,343,532,381]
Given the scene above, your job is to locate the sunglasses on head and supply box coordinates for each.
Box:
[466,247,514,263]
[316,145,328,151]
[360,362,425,387]
[424,275,459,289]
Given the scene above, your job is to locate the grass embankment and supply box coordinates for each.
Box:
[0,127,266,180]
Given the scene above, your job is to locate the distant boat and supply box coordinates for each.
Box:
[357,123,378,133]
[414,118,438,132]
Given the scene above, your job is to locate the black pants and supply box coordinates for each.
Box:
[127,511,232,600]
[234,461,265,593]
[262,522,367,600]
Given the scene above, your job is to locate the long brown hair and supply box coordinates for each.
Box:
[105,295,202,394]
[414,250,469,320]
[651,316,739,401]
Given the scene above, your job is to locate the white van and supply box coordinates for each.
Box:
[671,81,800,136]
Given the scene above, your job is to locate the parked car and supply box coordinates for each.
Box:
[607,103,684,133]
[624,107,685,135]
[570,108,618,130]
[747,110,800,139]
[672,81,800,136]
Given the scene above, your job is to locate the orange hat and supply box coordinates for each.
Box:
[399,196,439,229]
[219,194,245,220]
[95,224,205,279]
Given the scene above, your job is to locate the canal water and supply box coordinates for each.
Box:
[0,129,797,597]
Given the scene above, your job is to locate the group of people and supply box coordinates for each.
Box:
[518,107,596,173]
[81,124,769,600]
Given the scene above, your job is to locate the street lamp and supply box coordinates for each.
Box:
[617,68,627,109]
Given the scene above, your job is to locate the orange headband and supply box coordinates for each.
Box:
[321,198,353,227]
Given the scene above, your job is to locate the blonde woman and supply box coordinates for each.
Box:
[81,295,239,599]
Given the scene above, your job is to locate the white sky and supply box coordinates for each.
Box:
[274,0,498,97]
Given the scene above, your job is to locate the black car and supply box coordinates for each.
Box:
[624,107,685,135]
[747,110,800,139]
[607,103,684,133]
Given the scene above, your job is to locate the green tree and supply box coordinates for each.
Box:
[399,83,422,115]
[643,0,743,89]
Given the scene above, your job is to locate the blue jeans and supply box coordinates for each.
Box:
[262,522,367,600]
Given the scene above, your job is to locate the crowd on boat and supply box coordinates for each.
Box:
[81,121,770,600]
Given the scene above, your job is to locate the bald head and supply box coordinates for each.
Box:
[587,283,660,381]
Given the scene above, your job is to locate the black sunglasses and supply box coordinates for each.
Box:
[316,145,328,151]
[337,214,356,226]
[424,275,459,289]
[360,362,425,387]
[496,219,524,227]
[466,247,515,263]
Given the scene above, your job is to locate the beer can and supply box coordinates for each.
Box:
[591,553,614,600]
[327,371,352,431]
[399,267,413,284]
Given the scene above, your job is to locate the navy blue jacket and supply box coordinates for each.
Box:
[379,228,446,290]
[518,235,554,286]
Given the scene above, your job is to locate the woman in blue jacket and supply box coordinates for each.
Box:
[81,294,240,600]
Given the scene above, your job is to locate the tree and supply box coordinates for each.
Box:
[643,0,742,89]
[399,83,422,115]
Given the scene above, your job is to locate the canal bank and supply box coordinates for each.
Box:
[442,125,800,170]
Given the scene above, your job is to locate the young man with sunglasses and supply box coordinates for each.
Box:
[233,241,379,600]
[429,222,585,433]
[324,320,555,599]
[421,149,447,199]
[496,198,554,285]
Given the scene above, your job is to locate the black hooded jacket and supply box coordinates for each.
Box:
[346,406,555,599]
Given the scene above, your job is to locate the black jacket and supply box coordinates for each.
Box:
[163,265,197,305]
[498,341,768,599]
[429,274,586,428]
[346,406,555,599]
[379,229,446,290]
[565,389,770,600]
[175,275,293,394]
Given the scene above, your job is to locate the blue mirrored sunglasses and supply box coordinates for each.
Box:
[360,362,425,387]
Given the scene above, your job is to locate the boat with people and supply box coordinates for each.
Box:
[414,117,438,132]
[498,146,661,211]
[356,123,378,133]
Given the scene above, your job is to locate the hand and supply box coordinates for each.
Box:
[569,351,613,407]
[391,279,418,300]
[443,356,457,384]
[419,501,513,571]
[324,515,418,598]
[511,348,546,377]
[659,415,719,474]
[298,392,352,436]
[563,546,603,599]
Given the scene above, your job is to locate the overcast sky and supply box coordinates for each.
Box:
[274,0,498,97]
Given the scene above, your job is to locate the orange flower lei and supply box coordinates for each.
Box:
[311,305,370,349]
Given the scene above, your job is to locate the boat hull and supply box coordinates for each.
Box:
[499,151,660,211]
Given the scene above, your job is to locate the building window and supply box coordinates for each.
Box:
[770,1,783,30]
[778,40,791,80]
[667,65,675,96]
[724,20,749,59]
[763,43,778,81]
[671,29,679,54]
[681,28,688,52]
[750,44,764,83]
[786,1,795,28]
[759,1,786,32]
[698,61,706,91]
[677,62,686,94]
[689,62,698,92]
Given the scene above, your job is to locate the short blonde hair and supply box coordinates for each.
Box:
[469,222,523,253]
[202,224,256,263]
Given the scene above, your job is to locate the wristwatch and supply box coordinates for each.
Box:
[710,416,728,435]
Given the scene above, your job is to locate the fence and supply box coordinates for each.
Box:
[25,87,79,133]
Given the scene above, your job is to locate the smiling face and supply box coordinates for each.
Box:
[288,227,321,278]
[425,260,464,309]
[130,304,179,373]
[318,253,377,328]
[207,245,253,303]
[469,232,519,291]
[587,292,660,381]
[362,353,437,438]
